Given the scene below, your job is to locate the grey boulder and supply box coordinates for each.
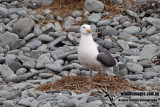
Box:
[36,54,52,69]
[101,27,118,36]
[0,7,8,17]
[123,26,141,34]
[139,44,158,60]
[10,39,26,50]
[13,18,35,38]
[0,64,14,79]
[45,63,62,72]
[34,0,53,6]
[126,62,143,73]
[17,55,36,69]
[88,13,102,23]
[0,31,19,47]
[148,33,160,42]
[145,17,160,30]
[84,0,104,12]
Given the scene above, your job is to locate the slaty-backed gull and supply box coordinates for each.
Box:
[78,24,116,76]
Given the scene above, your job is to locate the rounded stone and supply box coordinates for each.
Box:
[126,62,143,73]
[13,18,35,38]
[84,0,104,12]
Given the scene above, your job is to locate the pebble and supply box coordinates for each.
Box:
[103,39,113,49]
[88,13,102,23]
[16,68,27,75]
[54,21,62,32]
[84,0,104,12]
[25,39,42,50]
[35,0,53,6]
[121,49,139,56]
[48,36,66,48]
[19,98,30,106]
[13,18,35,38]
[39,73,54,79]
[5,54,17,65]
[86,100,103,107]
[126,62,143,73]
[17,55,36,69]
[101,27,118,36]
[37,44,48,51]
[38,34,54,42]
[57,50,77,59]
[8,62,23,72]
[143,71,158,79]
[67,54,78,60]
[9,14,19,19]
[2,100,16,107]
[63,16,76,28]
[65,102,76,107]
[138,60,151,68]
[30,100,39,107]
[71,11,82,17]
[124,74,143,80]
[63,63,84,70]
[110,21,119,26]
[148,33,160,42]
[20,47,31,53]
[97,20,110,26]
[24,33,36,41]
[112,0,123,5]
[0,7,8,17]
[10,39,26,49]
[0,31,19,47]
[17,10,27,16]
[51,50,65,60]
[145,26,157,35]
[0,64,14,79]
[66,25,80,33]
[117,40,129,50]
[33,24,43,36]
[30,50,42,59]
[139,44,158,60]
[123,26,140,34]
[125,9,138,19]
[45,63,62,72]
[36,54,52,69]
[123,21,132,27]
[145,17,160,30]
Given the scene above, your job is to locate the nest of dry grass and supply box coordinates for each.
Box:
[36,74,145,94]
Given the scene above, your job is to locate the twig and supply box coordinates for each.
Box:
[102,89,116,107]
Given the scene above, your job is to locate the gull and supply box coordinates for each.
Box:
[78,24,116,76]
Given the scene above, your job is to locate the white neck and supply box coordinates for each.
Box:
[79,34,97,47]
[80,34,93,42]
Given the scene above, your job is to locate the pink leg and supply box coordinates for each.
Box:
[98,67,103,74]
[90,69,92,77]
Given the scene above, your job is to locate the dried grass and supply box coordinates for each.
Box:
[36,74,145,94]
[34,0,135,25]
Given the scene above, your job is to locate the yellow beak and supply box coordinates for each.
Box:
[87,29,91,33]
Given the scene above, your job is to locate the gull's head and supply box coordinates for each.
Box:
[80,24,91,35]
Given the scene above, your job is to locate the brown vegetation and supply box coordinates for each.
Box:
[36,74,145,94]
[34,0,135,24]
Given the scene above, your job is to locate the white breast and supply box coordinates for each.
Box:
[78,34,106,71]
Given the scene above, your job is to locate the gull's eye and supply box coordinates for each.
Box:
[83,26,85,28]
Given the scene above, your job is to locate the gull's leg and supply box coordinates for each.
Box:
[98,67,103,74]
[90,69,92,77]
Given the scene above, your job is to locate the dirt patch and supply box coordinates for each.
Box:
[36,74,145,94]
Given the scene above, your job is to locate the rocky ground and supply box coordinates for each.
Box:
[0,0,160,107]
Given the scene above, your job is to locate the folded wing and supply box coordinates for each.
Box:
[97,45,116,67]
